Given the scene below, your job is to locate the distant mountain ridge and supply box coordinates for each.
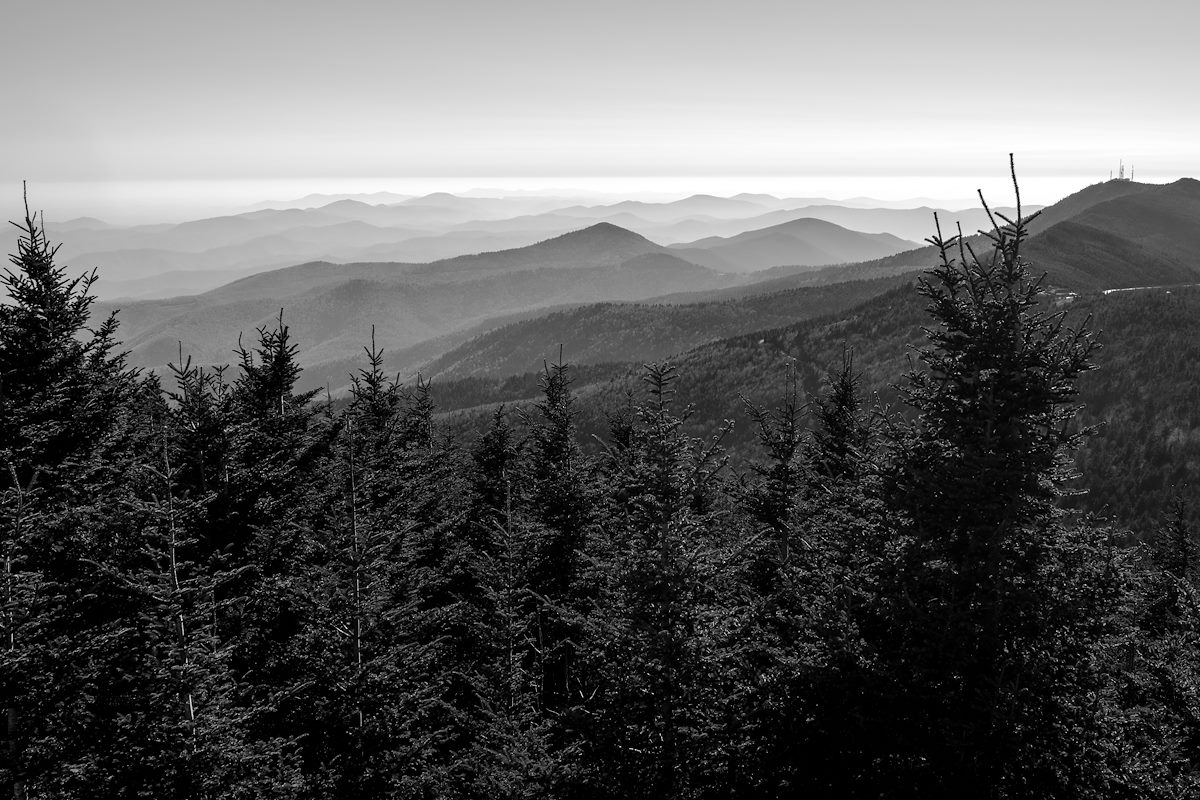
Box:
[669,217,917,272]
[668,179,1200,295]
[416,177,1200,409]
[94,224,739,388]
[55,191,1042,300]
[402,222,662,280]
[81,176,1200,400]
[92,215,939,384]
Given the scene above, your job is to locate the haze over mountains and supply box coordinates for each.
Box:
[437,177,1200,385]
[96,224,740,388]
[53,191,1034,301]
[439,177,1200,383]
[390,176,1200,540]
[92,212,921,388]
[82,177,1200,399]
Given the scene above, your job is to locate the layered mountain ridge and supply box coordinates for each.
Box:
[80,178,1200,399]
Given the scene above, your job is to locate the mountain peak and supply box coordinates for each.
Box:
[395,221,663,281]
[554,221,656,246]
[320,198,375,211]
[407,192,461,206]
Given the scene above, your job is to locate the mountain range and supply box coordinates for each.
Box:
[95,225,737,386]
[420,177,1200,414]
[87,177,1200,399]
[93,217,919,385]
[52,191,1033,300]
[408,182,1200,535]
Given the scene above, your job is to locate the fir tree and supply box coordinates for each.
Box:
[878,158,1122,795]
[0,191,131,493]
[0,194,153,798]
[810,348,872,487]
[589,363,736,798]
[516,357,599,717]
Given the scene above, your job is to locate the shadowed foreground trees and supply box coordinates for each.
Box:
[876,172,1121,794]
[3,177,1200,798]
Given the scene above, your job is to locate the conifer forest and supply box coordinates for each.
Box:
[4,186,1200,800]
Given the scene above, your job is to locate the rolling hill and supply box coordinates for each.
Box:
[443,203,1036,246]
[669,217,918,272]
[400,222,665,280]
[424,178,1200,443]
[99,176,1200,395]
[642,178,1200,302]
[434,276,1200,534]
[54,190,1045,301]
[422,274,913,380]
[1024,178,1200,288]
[96,224,740,387]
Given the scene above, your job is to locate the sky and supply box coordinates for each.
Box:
[3,0,1198,220]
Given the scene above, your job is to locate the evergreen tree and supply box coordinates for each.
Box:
[210,314,327,796]
[469,407,571,799]
[734,353,889,797]
[166,352,234,504]
[1154,495,1196,583]
[0,193,132,493]
[0,195,158,798]
[739,363,805,569]
[810,348,872,488]
[515,358,599,719]
[589,363,736,798]
[877,159,1123,795]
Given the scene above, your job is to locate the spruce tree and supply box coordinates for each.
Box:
[734,353,889,797]
[810,348,872,488]
[516,357,599,717]
[0,192,131,493]
[878,158,1122,795]
[589,363,735,798]
[468,407,571,798]
[739,363,805,567]
[0,194,153,798]
[203,314,326,796]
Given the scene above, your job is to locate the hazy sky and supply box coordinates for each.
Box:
[4,0,1198,217]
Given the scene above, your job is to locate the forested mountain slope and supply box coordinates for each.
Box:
[642,178,1200,302]
[94,225,740,380]
[1026,178,1200,288]
[424,274,913,379]
[90,178,1200,403]
[443,280,1200,533]
[304,180,1195,395]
